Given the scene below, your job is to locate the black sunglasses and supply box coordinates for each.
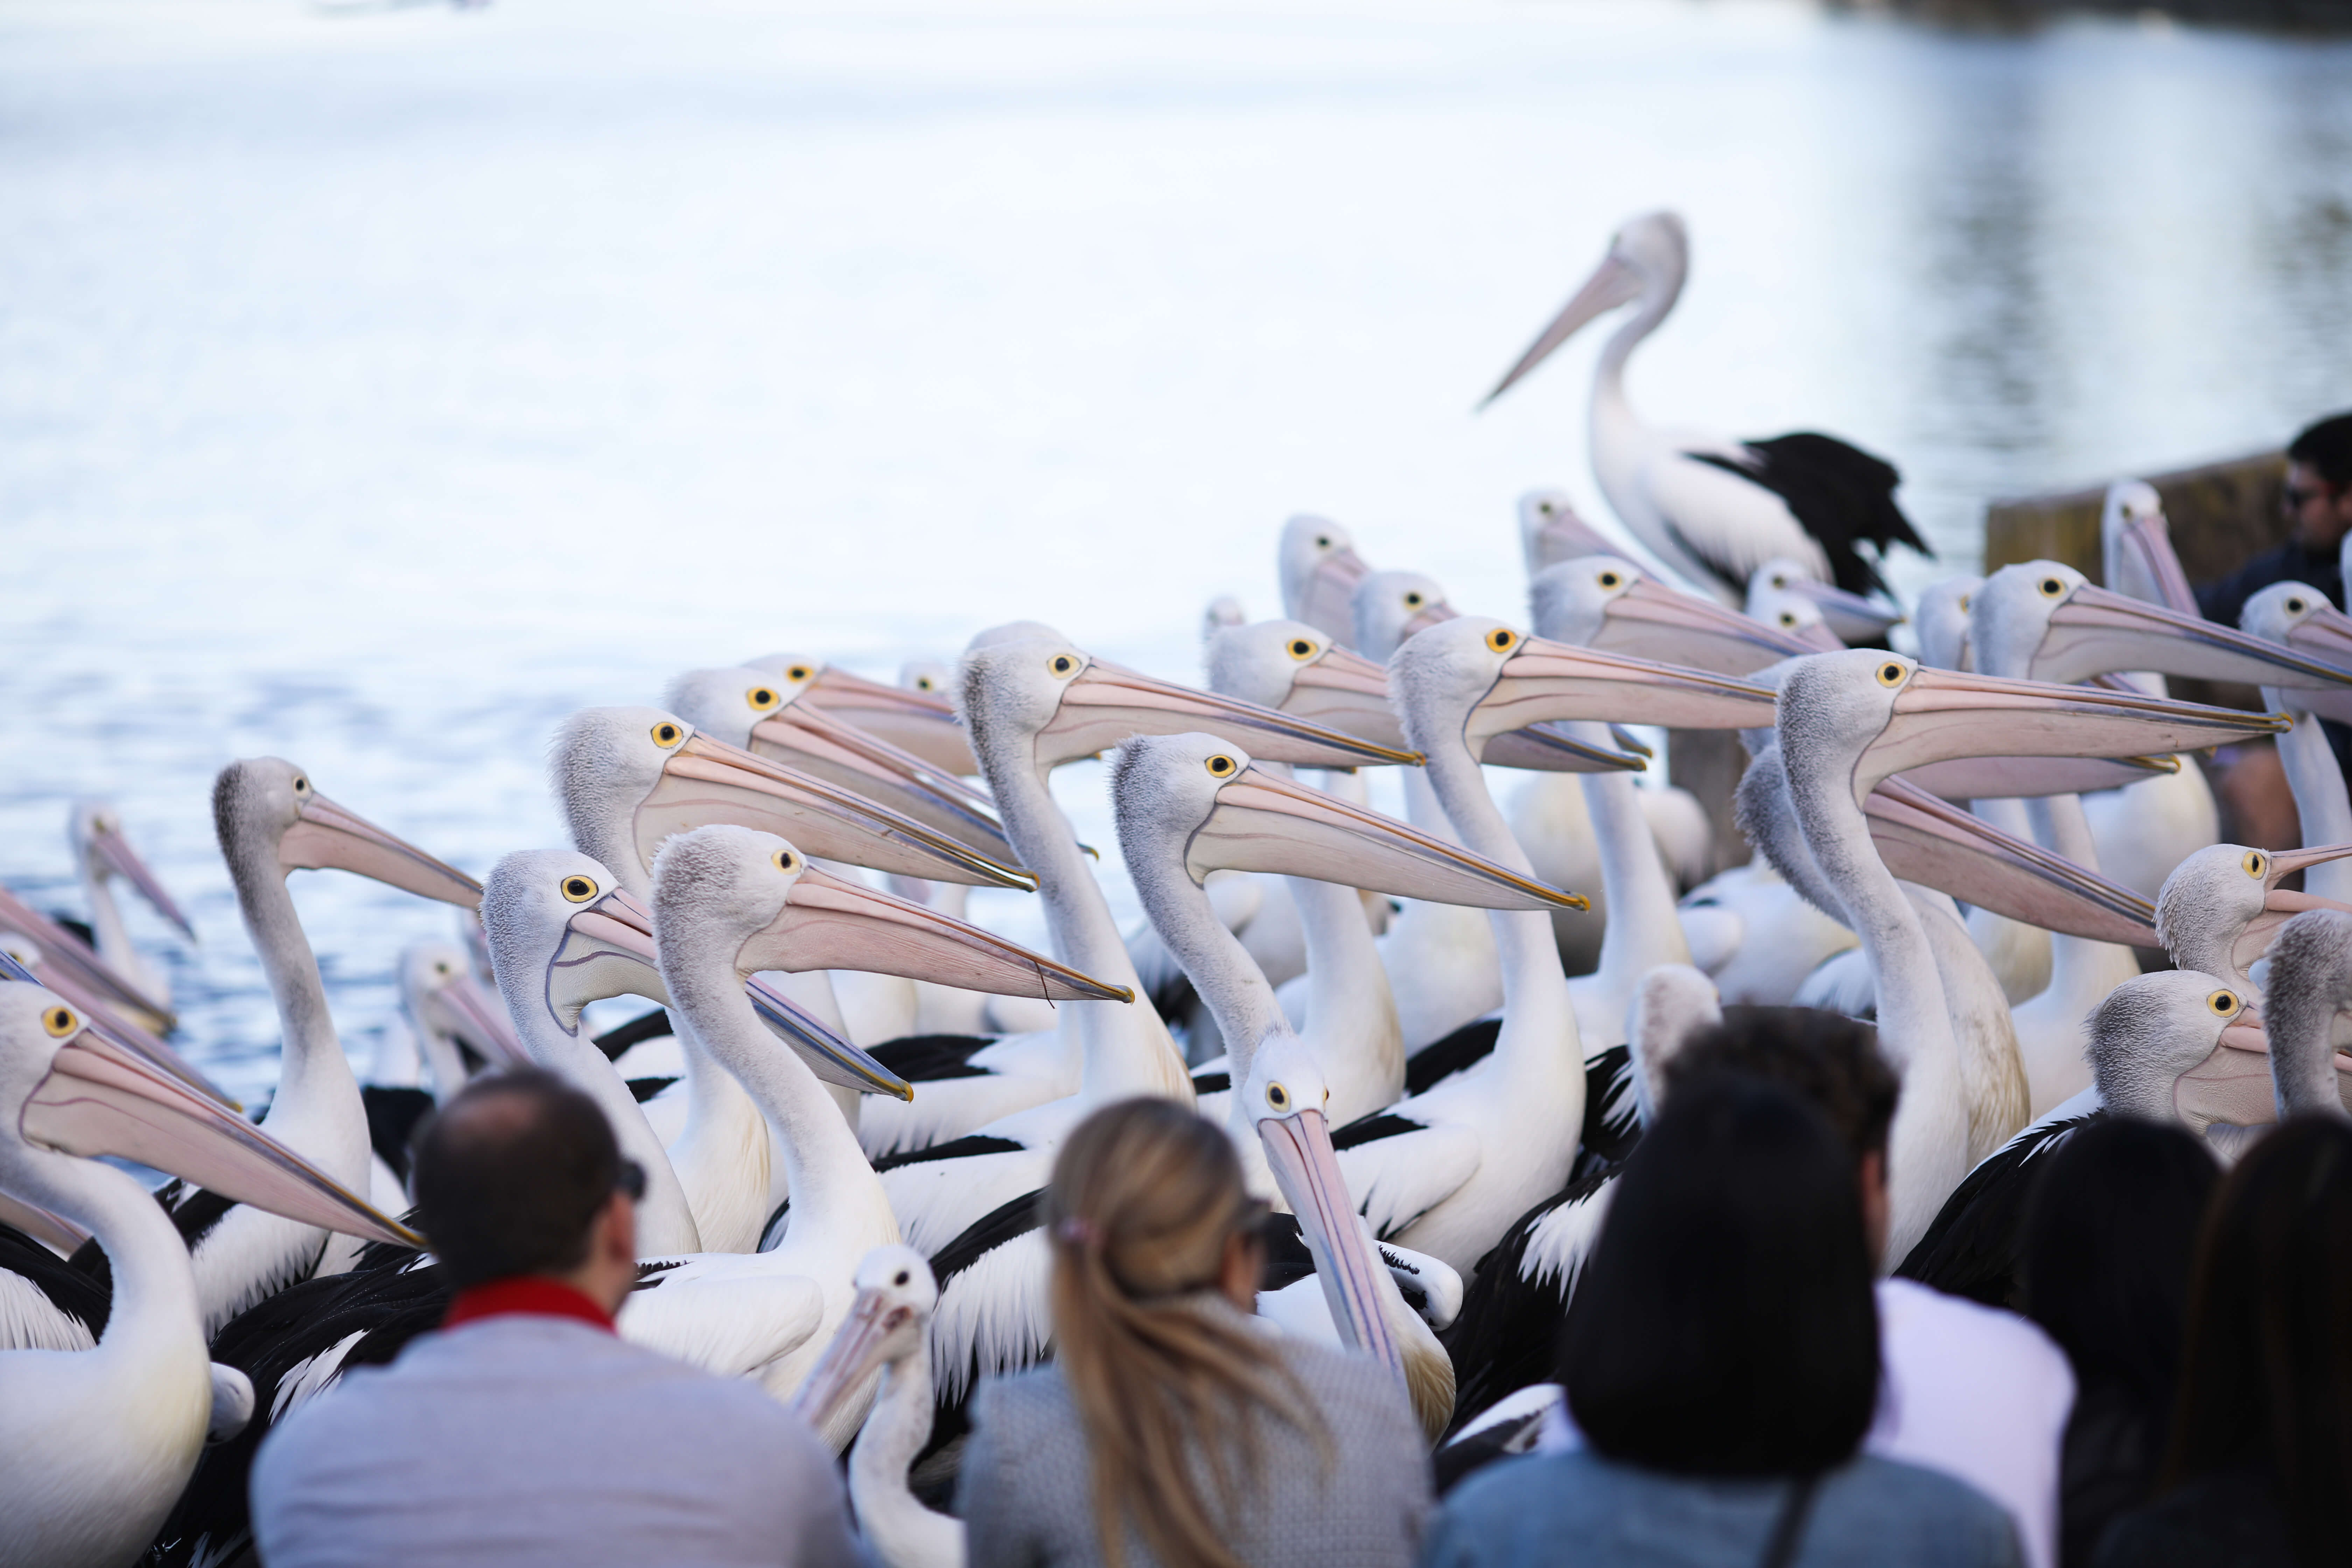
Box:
[2284,482,2331,512]
[615,1159,646,1202]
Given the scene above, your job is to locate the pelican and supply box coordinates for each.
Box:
[742,653,979,778]
[356,941,528,1207]
[1517,489,1629,579]
[0,883,182,1040]
[65,801,195,1017]
[0,982,414,1568]
[2245,908,2352,1122]
[1277,514,1372,645]
[2155,841,2352,997]
[1483,210,1930,605]
[2241,582,2352,899]
[791,1247,963,1568]
[1746,558,1900,646]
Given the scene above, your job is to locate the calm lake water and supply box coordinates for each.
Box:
[5,0,2350,1101]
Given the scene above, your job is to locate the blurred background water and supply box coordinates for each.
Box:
[4,0,2348,1102]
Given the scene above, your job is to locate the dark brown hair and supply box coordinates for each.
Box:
[411,1068,622,1291]
[1665,1004,1898,1165]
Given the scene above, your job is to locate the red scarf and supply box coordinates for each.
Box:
[443,1276,616,1334]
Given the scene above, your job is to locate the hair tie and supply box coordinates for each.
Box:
[1055,1216,1098,1247]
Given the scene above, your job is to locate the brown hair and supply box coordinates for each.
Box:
[1045,1098,1330,1568]
[412,1068,621,1291]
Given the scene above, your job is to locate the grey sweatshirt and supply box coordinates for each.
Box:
[250,1315,863,1568]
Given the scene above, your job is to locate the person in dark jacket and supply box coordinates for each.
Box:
[2018,1120,2218,1567]
[2194,412,2352,630]
[2092,1116,2352,1568]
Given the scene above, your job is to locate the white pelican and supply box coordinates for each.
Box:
[1483,210,1930,606]
[0,982,414,1568]
[2246,908,2352,1122]
[1746,557,1901,646]
[1277,514,1372,645]
[791,1246,964,1568]
[65,800,194,1017]
[2240,582,2352,901]
[742,654,980,778]
[2155,841,2352,999]
[0,881,182,1041]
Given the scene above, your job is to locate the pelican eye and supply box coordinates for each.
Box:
[434,961,453,976]
[2207,989,2239,1016]
[42,1005,77,1038]
[746,685,781,712]
[2242,850,2266,879]
[773,848,797,873]
[2288,597,2308,615]
[1265,1081,1290,1111]
[1876,661,1907,688]
[651,721,684,748]
[1049,653,1077,677]
[1598,571,1622,589]
[894,1269,911,1287]
[1403,592,1424,609]
[1205,754,1239,778]
[1315,534,1331,549]
[1536,500,1554,516]
[1287,638,1316,661]
[2039,576,2066,598]
[914,676,935,691]
[784,665,813,683]
[1958,594,1971,612]
[1779,612,1799,628]
[560,875,599,903]
[292,776,310,794]
[1487,628,1517,654]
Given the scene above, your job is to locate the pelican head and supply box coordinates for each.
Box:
[2156,842,2352,993]
[1746,558,1894,645]
[548,706,1028,894]
[215,757,482,910]
[1483,209,1688,405]
[399,940,526,1092]
[955,627,1416,777]
[743,652,978,777]
[2242,582,2352,724]
[789,1244,937,1433]
[1517,489,1617,578]
[1205,619,1403,749]
[1975,560,2352,691]
[1532,555,1818,674]
[1277,516,1371,644]
[2101,481,2197,615]
[69,801,194,940]
[1351,570,1454,662]
[2246,909,2352,1120]
[1201,595,1248,647]
[1912,577,1980,672]
[2089,971,2270,1137]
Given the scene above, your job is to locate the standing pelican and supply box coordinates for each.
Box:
[1483,210,1930,604]
[2240,582,2352,901]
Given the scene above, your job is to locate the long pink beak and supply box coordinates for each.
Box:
[1589,577,1820,676]
[0,886,178,1032]
[2114,513,2200,617]
[20,1001,418,1247]
[2270,601,2352,724]
[88,819,196,940]
[420,972,530,1070]
[790,1278,926,1434]
[748,697,1018,867]
[792,663,981,778]
[280,791,483,909]
[1863,779,2156,946]
[1036,660,1421,771]
[1259,1106,1401,1374]
[1898,752,2176,802]
[1296,546,1373,646]
[2040,582,2352,690]
[1468,637,1779,745]
[1280,645,1640,772]
[1481,251,1642,408]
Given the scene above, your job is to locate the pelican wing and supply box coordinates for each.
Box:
[620,1258,826,1380]
[1330,1115,1483,1242]
[1642,448,1830,598]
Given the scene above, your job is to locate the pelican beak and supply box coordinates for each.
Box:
[88,821,196,941]
[1481,723,1650,773]
[1194,764,1587,912]
[1282,645,1409,747]
[2270,603,2352,724]
[2115,515,2200,616]
[1402,599,1459,639]
[0,944,236,1108]
[2174,1019,2280,1136]
[2039,583,2352,690]
[2222,844,2352,975]
[280,793,482,910]
[21,1014,419,1247]
[1785,578,1904,639]
[790,1282,920,1432]
[1898,752,2176,802]
[1863,779,2156,946]
[547,890,915,1099]
[0,1190,90,1255]
[646,731,1034,890]
[1296,546,1372,645]
[1589,580,1819,676]
[1036,660,1421,771]
[800,665,979,778]
[737,864,1133,1006]
[1259,1104,1401,1374]
[0,887,179,1035]
[423,973,531,1070]
[749,700,1018,867]
[1468,637,1779,746]
[1860,665,2290,799]
[1481,252,1642,408]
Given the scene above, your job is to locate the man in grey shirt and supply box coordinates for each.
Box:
[250,1069,862,1568]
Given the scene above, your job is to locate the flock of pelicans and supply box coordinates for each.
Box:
[7,210,2352,1568]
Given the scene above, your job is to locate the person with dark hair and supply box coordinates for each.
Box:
[957,1096,1432,1568]
[2020,1119,2218,1567]
[249,1069,861,1568]
[2093,1116,2352,1568]
[2196,412,2352,630]
[1422,1076,2021,1567]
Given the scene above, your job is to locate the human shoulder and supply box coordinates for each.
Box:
[1828,1454,2025,1561]
[1442,1447,1607,1519]
[1879,1280,2072,1391]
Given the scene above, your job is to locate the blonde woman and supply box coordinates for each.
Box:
[956,1098,1433,1568]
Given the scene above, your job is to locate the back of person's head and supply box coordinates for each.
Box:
[2022,1118,2217,1408]
[412,1068,624,1292]
[2166,1116,2352,1566]
[1663,1005,1898,1167]
[1562,1074,1879,1478]
[2288,412,2352,490]
[1045,1097,1326,1568]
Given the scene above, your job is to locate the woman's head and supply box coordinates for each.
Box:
[1562,1074,1879,1478]
[2168,1116,2352,1565]
[1044,1098,1324,1568]
[2023,1118,2217,1406]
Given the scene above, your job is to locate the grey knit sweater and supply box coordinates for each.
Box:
[956,1309,1433,1568]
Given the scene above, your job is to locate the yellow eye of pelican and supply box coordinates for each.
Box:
[1314,534,1331,549]
[1204,754,1238,778]
[2038,576,2066,598]
[2242,850,2266,879]
[42,1005,77,1038]
[2288,597,2307,615]
[772,848,798,873]
[1597,571,1622,589]
[1487,628,1517,654]
[914,676,934,691]
[1265,1082,1289,1111]
[1286,638,1316,661]
[1958,594,1971,612]
[2207,989,2239,1016]
[292,776,310,794]
[1536,500,1554,516]
[1779,612,1798,628]
[784,664,813,683]
[746,686,781,712]
[1403,592,1424,609]
[894,1269,911,1286]
[1049,654,1077,678]
[560,875,598,903]
[651,721,684,748]
[1876,661,1907,688]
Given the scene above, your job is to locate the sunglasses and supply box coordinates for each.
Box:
[614,1158,646,1202]
[2284,482,2332,512]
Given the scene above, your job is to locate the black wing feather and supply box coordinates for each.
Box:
[1895,1114,2098,1310]
[1689,430,1930,597]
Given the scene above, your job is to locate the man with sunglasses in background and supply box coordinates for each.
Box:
[2197,411,2352,629]
[251,1069,861,1568]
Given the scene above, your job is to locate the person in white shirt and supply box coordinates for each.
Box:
[1535,1008,2072,1568]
